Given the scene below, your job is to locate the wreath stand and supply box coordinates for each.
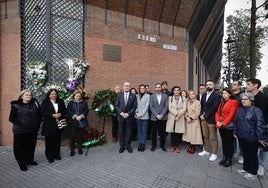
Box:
[83,102,109,156]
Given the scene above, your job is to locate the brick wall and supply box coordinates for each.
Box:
[0,2,192,146]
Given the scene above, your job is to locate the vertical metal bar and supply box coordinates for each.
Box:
[46,0,52,82]
[172,0,181,38]
[124,0,129,29]
[142,0,148,32]
[5,0,7,19]
[104,0,108,25]
[84,0,87,22]
[158,0,165,35]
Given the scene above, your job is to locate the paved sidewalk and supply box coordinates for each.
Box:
[0,140,267,188]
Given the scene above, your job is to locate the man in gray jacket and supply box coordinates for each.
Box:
[150,83,168,152]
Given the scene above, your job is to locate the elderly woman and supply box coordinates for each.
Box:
[166,86,187,153]
[234,92,265,180]
[182,90,203,154]
[9,89,42,171]
[67,90,89,156]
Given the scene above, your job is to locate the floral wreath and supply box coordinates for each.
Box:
[27,54,89,104]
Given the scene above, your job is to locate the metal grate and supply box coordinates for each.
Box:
[20,0,85,102]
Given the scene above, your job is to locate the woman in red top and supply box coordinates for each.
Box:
[215,87,239,167]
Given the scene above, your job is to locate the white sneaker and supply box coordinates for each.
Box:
[237,169,247,175]
[244,173,257,180]
[257,166,264,176]
[209,154,217,161]
[198,150,210,156]
[238,156,244,164]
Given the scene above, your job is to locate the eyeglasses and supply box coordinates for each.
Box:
[241,98,249,101]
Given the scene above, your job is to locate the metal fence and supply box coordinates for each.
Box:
[20,0,85,102]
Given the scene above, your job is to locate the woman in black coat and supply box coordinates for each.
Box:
[9,89,42,171]
[67,90,89,156]
[41,89,67,163]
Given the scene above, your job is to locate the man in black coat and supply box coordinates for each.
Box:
[198,80,221,162]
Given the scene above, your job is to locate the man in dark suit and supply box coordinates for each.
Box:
[198,80,221,161]
[197,84,206,101]
[150,83,169,152]
[115,82,137,153]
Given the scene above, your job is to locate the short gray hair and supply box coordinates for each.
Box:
[240,92,255,102]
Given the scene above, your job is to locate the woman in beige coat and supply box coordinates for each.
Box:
[182,90,203,154]
[166,86,187,153]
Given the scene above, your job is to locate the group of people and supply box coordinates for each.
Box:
[9,89,89,171]
[8,78,268,180]
[113,79,268,181]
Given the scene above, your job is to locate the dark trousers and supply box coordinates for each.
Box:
[219,129,234,159]
[171,132,182,147]
[238,137,259,175]
[112,116,119,139]
[13,131,38,167]
[70,127,84,151]
[119,119,132,148]
[151,120,166,148]
[45,130,61,161]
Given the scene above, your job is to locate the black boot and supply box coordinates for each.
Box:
[141,144,145,152]
[138,143,142,151]
[218,156,227,165]
[223,158,232,167]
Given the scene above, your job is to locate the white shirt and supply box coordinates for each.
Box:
[156,93,161,105]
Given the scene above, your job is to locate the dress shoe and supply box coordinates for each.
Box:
[161,147,167,152]
[187,146,195,154]
[170,147,175,152]
[127,147,133,153]
[55,156,61,160]
[27,161,38,166]
[138,143,142,151]
[19,162,28,171]
[175,147,181,153]
[119,147,125,153]
[223,159,232,167]
[218,156,227,166]
[48,159,54,163]
[70,151,75,157]
[78,149,83,155]
[19,165,28,171]
[151,147,156,152]
[141,144,145,152]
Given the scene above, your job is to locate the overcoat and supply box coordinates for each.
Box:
[182,99,203,145]
[166,96,186,133]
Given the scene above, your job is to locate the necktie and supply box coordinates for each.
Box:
[125,93,128,105]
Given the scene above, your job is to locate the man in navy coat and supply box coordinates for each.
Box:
[198,80,221,161]
[115,82,137,153]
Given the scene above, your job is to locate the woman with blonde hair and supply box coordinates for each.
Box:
[9,89,42,171]
[183,90,203,154]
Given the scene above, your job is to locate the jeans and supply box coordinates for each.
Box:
[258,150,268,167]
[136,119,148,144]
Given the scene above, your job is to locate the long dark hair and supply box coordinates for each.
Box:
[138,84,146,99]
[171,86,181,97]
[45,89,60,101]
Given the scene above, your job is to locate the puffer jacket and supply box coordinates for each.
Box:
[9,99,41,134]
[233,105,265,141]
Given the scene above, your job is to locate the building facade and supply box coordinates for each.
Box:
[0,0,225,146]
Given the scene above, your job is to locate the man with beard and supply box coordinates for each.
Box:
[198,80,221,161]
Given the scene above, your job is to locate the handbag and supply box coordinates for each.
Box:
[78,119,88,129]
[57,119,68,129]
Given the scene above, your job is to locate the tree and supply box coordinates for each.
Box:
[223,9,268,83]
